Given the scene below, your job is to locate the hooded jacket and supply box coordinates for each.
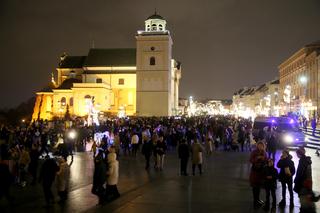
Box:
[277,154,295,182]
[294,155,312,194]
[107,153,119,185]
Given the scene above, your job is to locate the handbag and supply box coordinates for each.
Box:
[284,167,292,176]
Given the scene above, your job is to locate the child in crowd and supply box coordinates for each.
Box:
[264,158,278,211]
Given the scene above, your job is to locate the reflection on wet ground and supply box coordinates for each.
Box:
[1,148,320,213]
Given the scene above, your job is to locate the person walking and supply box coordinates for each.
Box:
[277,150,295,209]
[311,118,317,136]
[29,143,40,185]
[191,140,204,175]
[141,138,153,170]
[178,139,189,176]
[56,157,70,203]
[263,158,278,211]
[39,156,59,206]
[249,141,268,209]
[0,159,13,203]
[131,132,139,157]
[105,153,120,201]
[19,146,30,187]
[155,136,167,171]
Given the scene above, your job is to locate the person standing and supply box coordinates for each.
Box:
[263,159,278,211]
[39,156,59,206]
[249,141,268,209]
[277,150,295,209]
[29,143,40,185]
[191,140,204,175]
[105,153,120,201]
[92,149,106,205]
[19,146,30,187]
[141,138,153,170]
[0,159,13,203]
[178,139,189,176]
[266,129,277,160]
[237,125,245,152]
[294,147,316,213]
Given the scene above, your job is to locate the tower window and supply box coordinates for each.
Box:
[150,57,156,66]
[96,78,102,83]
[151,24,157,31]
[147,25,150,31]
[69,97,74,106]
[118,78,124,85]
[60,97,66,106]
[84,95,91,99]
[159,24,163,31]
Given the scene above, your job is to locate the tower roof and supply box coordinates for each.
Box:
[146,13,164,20]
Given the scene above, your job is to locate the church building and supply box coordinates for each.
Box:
[32,13,182,120]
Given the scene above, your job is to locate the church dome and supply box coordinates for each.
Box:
[146,14,164,20]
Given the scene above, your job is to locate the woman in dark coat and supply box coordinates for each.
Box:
[249,141,268,209]
[92,149,107,204]
[277,150,295,208]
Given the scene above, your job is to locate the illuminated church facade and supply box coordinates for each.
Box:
[32,13,182,120]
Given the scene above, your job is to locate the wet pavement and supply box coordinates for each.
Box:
[1,147,320,213]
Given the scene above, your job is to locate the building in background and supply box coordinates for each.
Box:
[32,13,182,121]
[279,41,320,119]
[232,79,279,118]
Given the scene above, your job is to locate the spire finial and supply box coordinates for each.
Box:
[51,72,56,86]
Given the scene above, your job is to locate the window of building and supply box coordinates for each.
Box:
[159,24,163,30]
[84,95,91,99]
[118,78,124,85]
[150,57,156,65]
[69,97,73,106]
[60,97,66,106]
[147,25,150,31]
[96,78,102,83]
[151,24,157,31]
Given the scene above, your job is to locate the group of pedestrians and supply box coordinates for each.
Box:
[250,142,319,212]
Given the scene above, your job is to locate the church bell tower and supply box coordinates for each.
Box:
[136,12,174,116]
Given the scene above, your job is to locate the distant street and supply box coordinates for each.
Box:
[1,147,320,213]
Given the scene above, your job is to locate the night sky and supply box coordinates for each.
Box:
[1,0,320,108]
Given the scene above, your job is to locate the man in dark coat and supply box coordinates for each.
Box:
[294,147,316,213]
[29,143,40,185]
[92,149,106,204]
[277,150,295,208]
[141,139,153,170]
[39,156,59,206]
[178,139,189,176]
[266,129,277,160]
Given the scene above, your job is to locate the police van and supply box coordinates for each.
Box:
[253,116,305,148]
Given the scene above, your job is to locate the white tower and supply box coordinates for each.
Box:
[136,13,174,116]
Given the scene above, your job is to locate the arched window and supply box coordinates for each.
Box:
[84,95,91,99]
[60,97,66,106]
[151,24,157,31]
[159,24,163,31]
[147,25,150,31]
[69,97,74,106]
[150,57,156,66]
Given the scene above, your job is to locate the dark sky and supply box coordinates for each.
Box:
[1,0,320,108]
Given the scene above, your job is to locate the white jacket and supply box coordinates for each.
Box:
[107,153,119,185]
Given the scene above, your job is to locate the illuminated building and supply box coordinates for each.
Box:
[32,12,182,120]
[232,79,279,118]
[279,41,320,118]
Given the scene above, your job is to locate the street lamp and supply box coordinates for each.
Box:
[299,76,307,85]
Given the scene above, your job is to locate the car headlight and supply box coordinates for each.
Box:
[283,134,294,144]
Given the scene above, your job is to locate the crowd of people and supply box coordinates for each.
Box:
[0,115,319,212]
